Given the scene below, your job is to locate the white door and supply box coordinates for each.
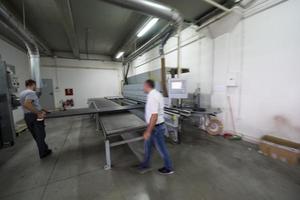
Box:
[40,79,55,110]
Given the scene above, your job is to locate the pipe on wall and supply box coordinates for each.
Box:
[27,48,41,89]
[102,0,183,68]
[100,0,182,26]
[0,4,51,55]
[159,30,173,97]
[126,25,173,62]
[204,0,231,12]
[176,24,182,78]
[101,0,183,61]
[0,20,41,90]
[101,0,183,95]
[0,3,50,90]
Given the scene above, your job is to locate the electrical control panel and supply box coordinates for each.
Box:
[168,78,188,99]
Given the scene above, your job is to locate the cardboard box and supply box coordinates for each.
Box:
[260,135,300,165]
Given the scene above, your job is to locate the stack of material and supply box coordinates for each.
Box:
[260,135,300,165]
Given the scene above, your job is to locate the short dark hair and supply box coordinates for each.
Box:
[25,79,36,87]
[145,79,155,89]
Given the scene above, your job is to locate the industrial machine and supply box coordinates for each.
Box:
[46,67,222,169]
[168,78,188,99]
[122,68,223,143]
[0,56,20,147]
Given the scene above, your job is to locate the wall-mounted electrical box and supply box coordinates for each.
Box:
[0,58,19,147]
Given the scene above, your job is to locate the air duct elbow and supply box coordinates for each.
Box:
[0,3,43,90]
[30,55,41,90]
[159,29,174,56]
[24,43,41,90]
[101,0,183,27]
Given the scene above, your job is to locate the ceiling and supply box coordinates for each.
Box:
[0,0,234,60]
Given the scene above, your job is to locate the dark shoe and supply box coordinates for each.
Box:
[134,164,152,174]
[40,149,52,159]
[158,167,174,175]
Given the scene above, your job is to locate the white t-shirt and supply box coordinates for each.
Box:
[145,89,165,124]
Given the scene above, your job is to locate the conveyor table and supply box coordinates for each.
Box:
[88,98,147,170]
[98,112,146,170]
[46,104,144,119]
[45,98,146,170]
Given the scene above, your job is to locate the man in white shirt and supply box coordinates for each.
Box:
[138,79,174,175]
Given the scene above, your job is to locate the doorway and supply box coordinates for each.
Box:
[40,79,55,110]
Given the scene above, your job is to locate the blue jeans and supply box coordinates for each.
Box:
[141,124,173,170]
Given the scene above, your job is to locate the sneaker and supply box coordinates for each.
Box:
[134,165,152,174]
[158,167,174,175]
[40,149,52,159]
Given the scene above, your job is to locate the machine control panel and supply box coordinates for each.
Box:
[168,78,188,99]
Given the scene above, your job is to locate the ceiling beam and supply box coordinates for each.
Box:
[54,0,80,59]
[203,0,231,12]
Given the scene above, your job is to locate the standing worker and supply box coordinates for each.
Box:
[20,79,52,159]
[138,79,174,175]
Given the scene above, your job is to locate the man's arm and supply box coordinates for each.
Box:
[23,99,45,118]
[23,99,39,114]
[144,113,158,140]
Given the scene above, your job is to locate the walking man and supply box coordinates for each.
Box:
[20,79,52,159]
[139,79,174,174]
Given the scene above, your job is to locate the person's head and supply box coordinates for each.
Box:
[144,79,155,93]
[25,79,37,91]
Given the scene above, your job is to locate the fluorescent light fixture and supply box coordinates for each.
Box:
[137,18,159,38]
[115,51,124,59]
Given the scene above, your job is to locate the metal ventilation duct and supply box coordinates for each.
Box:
[126,25,174,62]
[100,0,183,26]
[101,0,184,96]
[0,3,51,90]
[101,0,184,62]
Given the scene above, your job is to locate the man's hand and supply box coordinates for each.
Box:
[143,130,151,140]
[37,111,46,119]
[144,114,158,140]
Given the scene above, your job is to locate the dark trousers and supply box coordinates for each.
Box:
[24,113,49,158]
[141,124,173,170]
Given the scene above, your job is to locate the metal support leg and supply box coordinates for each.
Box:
[174,129,179,144]
[177,117,182,144]
[104,139,111,170]
[95,114,100,131]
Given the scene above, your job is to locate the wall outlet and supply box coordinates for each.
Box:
[227,72,239,87]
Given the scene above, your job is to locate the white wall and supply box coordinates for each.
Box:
[0,36,122,119]
[0,37,123,121]
[0,39,30,123]
[130,0,300,143]
[131,27,214,107]
[40,58,122,108]
[237,0,300,142]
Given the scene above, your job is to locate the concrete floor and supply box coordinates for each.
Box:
[0,116,299,200]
